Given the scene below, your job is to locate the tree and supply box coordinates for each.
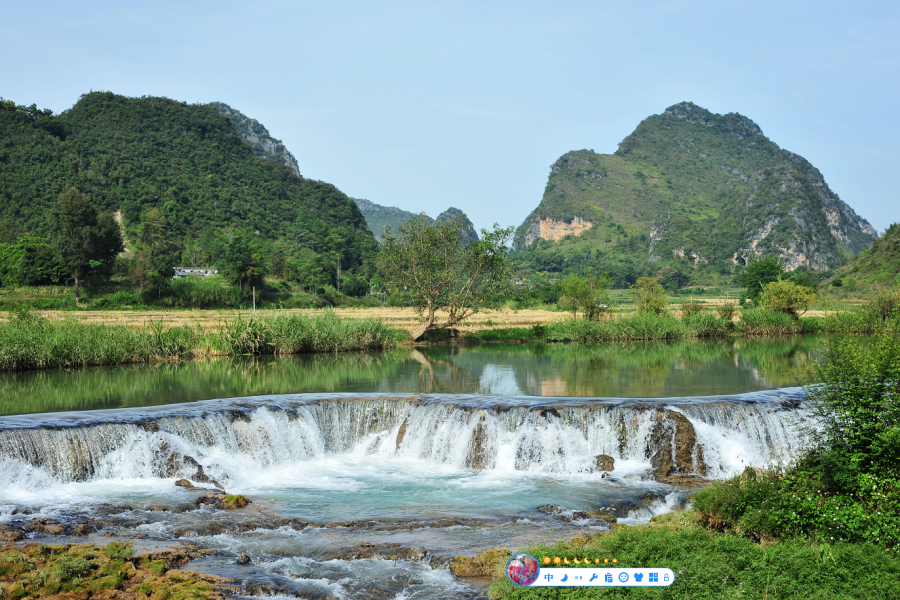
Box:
[758,280,816,316]
[740,256,785,302]
[377,214,513,340]
[560,271,611,320]
[48,189,123,304]
[221,231,265,296]
[632,276,667,315]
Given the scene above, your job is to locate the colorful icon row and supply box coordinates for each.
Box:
[543,557,618,565]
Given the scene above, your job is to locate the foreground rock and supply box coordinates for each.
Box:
[0,541,230,599]
[646,409,708,482]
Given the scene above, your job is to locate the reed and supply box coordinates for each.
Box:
[0,309,404,372]
[736,307,802,335]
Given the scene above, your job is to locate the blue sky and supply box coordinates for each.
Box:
[2,0,898,233]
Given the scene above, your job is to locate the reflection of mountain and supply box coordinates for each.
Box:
[0,337,822,416]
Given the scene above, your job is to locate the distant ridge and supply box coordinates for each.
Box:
[355,199,478,244]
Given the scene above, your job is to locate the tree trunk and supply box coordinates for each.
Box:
[73,272,79,305]
[410,307,436,341]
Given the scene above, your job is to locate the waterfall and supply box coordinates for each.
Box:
[0,391,807,492]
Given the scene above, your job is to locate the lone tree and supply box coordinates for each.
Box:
[740,256,785,302]
[377,214,513,340]
[48,188,123,304]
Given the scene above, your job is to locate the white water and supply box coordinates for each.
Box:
[0,395,804,494]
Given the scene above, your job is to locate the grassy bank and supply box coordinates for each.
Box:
[482,511,900,599]
[0,541,226,599]
[0,309,403,372]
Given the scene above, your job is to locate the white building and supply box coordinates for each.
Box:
[173,267,218,279]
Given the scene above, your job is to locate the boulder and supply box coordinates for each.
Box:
[236,553,251,565]
[646,410,707,482]
[594,454,615,472]
[175,478,194,488]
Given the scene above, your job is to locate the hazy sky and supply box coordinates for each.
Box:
[2,0,898,233]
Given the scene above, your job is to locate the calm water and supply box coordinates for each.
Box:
[0,335,821,416]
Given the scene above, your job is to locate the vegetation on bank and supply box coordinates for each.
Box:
[483,511,900,599]
[0,541,224,599]
[0,309,402,372]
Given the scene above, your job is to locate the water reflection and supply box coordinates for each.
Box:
[0,336,822,416]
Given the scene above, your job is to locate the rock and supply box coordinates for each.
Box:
[236,553,251,565]
[594,454,615,471]
[0,525,24,541]
[219,494,251,509]
[396,419,408,450]
[70,523,92,536]
[175,479,194,488]
[572,509,617,523]
[646,410,707,482]
[536,504,569,515]
[465,416,490,470]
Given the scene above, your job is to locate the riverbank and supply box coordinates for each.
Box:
[0,303,889,372]
[476,510,900,599]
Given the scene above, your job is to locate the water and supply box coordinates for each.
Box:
[0,335,819,416]
[0,337,819,599]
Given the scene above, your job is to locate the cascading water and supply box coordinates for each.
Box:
[0,390,809,599]
[0,391,806,492]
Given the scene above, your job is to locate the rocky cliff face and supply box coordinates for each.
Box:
[208,102,300,176]
[513,102,876,279]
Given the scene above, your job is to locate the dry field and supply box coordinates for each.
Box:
[4,307,571,334]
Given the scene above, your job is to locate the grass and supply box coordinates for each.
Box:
[0,309,404,372]
[0,541,224,599]
[483,511,900,599]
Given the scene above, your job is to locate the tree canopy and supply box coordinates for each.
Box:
[377,215,513,340]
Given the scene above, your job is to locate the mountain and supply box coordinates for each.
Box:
[208,102,301,176]
[436,207,479,245]
[512,102,876,286]
[836,223,900,286]
[354,199,479,244]
[0,92,376,277]
[354,198,427,241]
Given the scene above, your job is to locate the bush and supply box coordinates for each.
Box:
[759,279,816,316]
[631,276,667,315]
[737,307,801,335]
[683,311,732,337]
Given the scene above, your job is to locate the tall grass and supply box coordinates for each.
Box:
[0,309,404,372]
[544,311,734,342]
[737,307,802,335]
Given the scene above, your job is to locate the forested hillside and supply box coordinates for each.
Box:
[835,223,900,287]
[512,102,876,288]
[0,92,377,290]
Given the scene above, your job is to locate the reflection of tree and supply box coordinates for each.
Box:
[0,336,826,415]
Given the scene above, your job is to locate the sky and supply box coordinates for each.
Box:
[1,0,898,233]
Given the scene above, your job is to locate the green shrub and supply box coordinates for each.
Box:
[683,311,731,337]
[737,307,801,335]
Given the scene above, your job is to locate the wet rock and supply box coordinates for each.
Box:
[24,518,65,534]
[219,494,251,509]
[236,553,251,565]
[653,474,713,487]
[175,478,194,488]
[537,504,571,517]
[539,408,561,419]
[594,454,615,471]
[396,419,408,449]
[647,410,707,482]
[70,523,92,536]
[572,509,617,523]
[0,524,24,541]
[466,415,490,470]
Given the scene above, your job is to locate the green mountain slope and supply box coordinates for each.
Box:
[354,198,428,241]
[208,101,301,176]
[436,207,479,245]
[837,223,900,286]
[512,102,876,286]
[0,92,376,273]
[354,199,479,244]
